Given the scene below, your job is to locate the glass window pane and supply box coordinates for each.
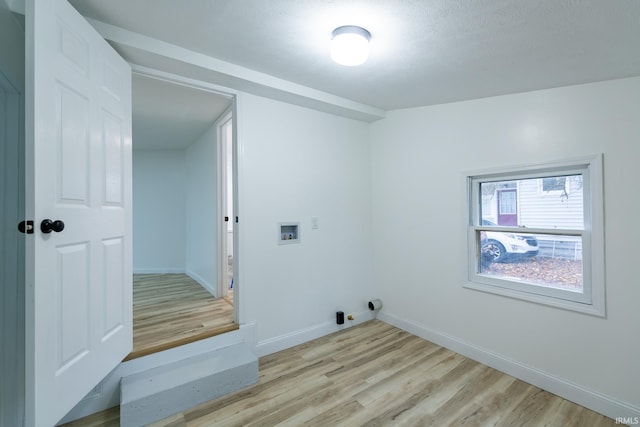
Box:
[499,190,516,214]
[542,176,566,192]
[480,175,583,229]
[479,231,583,292]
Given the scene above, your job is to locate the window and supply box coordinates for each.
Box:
[542,176,566,192]
[465,155,605,316]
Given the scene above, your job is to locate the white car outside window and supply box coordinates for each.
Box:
[481,220,539,262]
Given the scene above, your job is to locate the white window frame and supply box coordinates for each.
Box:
[464,154,605,317]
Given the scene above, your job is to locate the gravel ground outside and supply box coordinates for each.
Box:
[482,256,583,291]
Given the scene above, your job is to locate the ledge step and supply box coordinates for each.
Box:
[120,342,258,426]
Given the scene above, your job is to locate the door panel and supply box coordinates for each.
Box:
[58,85,90,203]
[56,242,90,373]
[102,236,125,338]
[25,0,132,425]
[103,113,125,205]
[497,189,517,226]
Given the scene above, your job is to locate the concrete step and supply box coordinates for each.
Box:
[120,342,258,426]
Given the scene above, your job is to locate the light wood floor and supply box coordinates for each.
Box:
[125,274,236,361]
[65,320,615,426]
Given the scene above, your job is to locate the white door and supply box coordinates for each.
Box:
[25,0,132,425]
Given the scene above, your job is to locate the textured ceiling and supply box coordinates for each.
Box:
[68,0,640,112]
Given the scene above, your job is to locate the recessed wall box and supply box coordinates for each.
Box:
[278,222,300,245]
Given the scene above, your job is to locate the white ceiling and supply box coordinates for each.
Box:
[65,0,640,136]
[132,74,231,150]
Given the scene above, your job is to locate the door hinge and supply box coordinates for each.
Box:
[235,216,239,223]
[18,220,34,234]
[224,216,229,222]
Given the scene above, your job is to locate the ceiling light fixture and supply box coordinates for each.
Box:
[330,25,371,66]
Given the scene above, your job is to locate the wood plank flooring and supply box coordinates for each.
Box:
[66,320,615,427]
[125,274,236,361]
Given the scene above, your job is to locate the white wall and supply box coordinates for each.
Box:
[132,150,187,273]
[0,5,24,427]
[370,77,640,417]
[237,94,374,353]
[0,4,24,89]
[185,123,217,294]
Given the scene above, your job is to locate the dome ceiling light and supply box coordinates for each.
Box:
[330,25,371,66]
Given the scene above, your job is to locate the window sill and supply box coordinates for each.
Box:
[463,281,605,317]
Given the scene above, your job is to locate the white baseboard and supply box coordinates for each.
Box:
[378,311,640,423]
[133,268,184,274]
[255,310,374,357]
[186,270,216,297]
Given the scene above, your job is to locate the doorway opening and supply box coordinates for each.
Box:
[128,72,238,360]
[218,111,234,301]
